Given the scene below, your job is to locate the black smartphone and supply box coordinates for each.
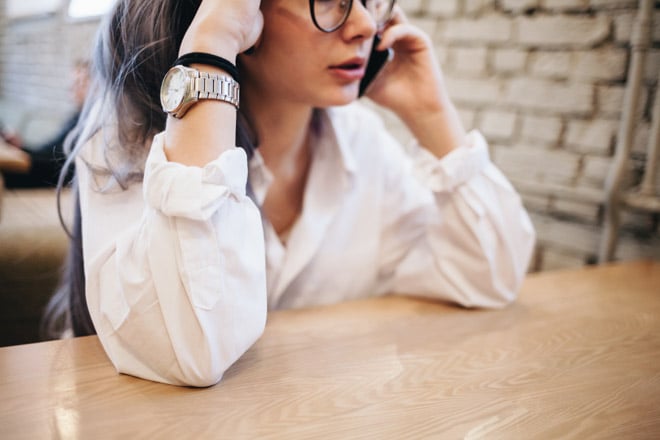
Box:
[359,35,391,97]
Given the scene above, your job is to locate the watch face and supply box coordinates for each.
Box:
[160,67,187,112]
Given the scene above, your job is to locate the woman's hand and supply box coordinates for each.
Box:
[166,0,263,166]
[366,7,466,157]
[180,0,264,60]
[0,139,30,173]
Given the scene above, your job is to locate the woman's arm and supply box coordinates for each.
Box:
[81,0,267,387]
[164,0,262,166]
[366,6,465,158]
[363,9,536,305]
[80,135,267,387]
[375,127,536,308]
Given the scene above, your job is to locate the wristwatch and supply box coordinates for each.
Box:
[160,65,240,118]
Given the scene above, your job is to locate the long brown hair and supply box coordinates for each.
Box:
[42,0,257,338]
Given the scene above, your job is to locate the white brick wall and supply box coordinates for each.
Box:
[529,52,573,79]
[423,0,659,269]
[492,48,528,73]
[516,15,610,47]
[565,119,618,156]
[479,109,518,140]
[451,46,488,75]
[1,0,659,270]
[443,15,513,43]
[504,78,594,115]
[581,156,613,188]
[0,7,98,112]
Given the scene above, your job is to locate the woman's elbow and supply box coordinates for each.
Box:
[177,312,267,387]
[457,279,519,309]
[483,241,535,308]
[111,315,266,387]
[176,366,227,388]
[483,214,536,308]
[455,245,532,309]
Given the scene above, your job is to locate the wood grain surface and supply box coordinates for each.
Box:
[1,261,659,439]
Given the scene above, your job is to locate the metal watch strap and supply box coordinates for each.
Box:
[194,71,240,109]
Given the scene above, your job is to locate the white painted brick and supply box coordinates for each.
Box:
[445,75,503,106]
[495,146,582,185]
[632,122,650,156]
[573,49,628,81]
[530,212,601,255]
[614,11,660,44]
[539,247,588,271]
[479,110,518,140]
[529,51,572,79]
[504,78,594,115]
[411,17,438,39]
[516,15,610,47]
[542,0,590,11]
[551,198,600,223]
[0,15,97,110]
[442,14,513,44]
[590,0,641,9]
[596,84,647,119]
[435,44,450,66]
[458,108,478,130]
[450,46,488,75]
[521,115,563,145]
[501,0,539,12]
[596,84,625,117]
[645,50,660,83]
[427,0,460,16]
[580,155,612,188]
[520,192,552,213]
[492,48,528,73]
[465,0,496,15]
[565,119,618,155]
[398,0,425,14]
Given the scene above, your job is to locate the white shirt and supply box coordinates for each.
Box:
[77,102,535,386]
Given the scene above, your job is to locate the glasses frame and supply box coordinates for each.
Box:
[309,0,396,33]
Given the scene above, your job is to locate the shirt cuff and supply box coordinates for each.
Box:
[143,132,249,221]
[412,130,491,193]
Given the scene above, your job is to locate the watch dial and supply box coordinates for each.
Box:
[162,68,187,112]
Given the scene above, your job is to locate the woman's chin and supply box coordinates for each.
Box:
[318,85,360,107]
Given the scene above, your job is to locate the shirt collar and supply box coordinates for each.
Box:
[319,107,358,176]
[248,107,358,206]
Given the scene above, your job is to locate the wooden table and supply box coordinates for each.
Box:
[1,261,659,439]
[0,140,30,174]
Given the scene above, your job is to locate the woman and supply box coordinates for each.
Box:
[53,0,535,386]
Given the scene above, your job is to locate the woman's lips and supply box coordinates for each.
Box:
[329,58,366,81]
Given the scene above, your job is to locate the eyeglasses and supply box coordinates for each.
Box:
[310,0,396,33]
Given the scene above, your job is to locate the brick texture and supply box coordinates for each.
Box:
[504,78,594,115]
[516,15,611,47]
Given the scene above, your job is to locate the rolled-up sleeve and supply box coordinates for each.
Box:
[79,133,267,386]
[383,131,536,308]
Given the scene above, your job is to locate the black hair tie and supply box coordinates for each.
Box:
[174,52,239,83]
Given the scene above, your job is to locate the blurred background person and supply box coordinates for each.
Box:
[0,60,90,188]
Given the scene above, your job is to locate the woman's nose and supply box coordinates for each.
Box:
[341,0,378,41]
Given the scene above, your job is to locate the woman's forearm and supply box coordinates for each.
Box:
[400,97,467,159]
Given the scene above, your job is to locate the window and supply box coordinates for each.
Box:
[67,0,115,19]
